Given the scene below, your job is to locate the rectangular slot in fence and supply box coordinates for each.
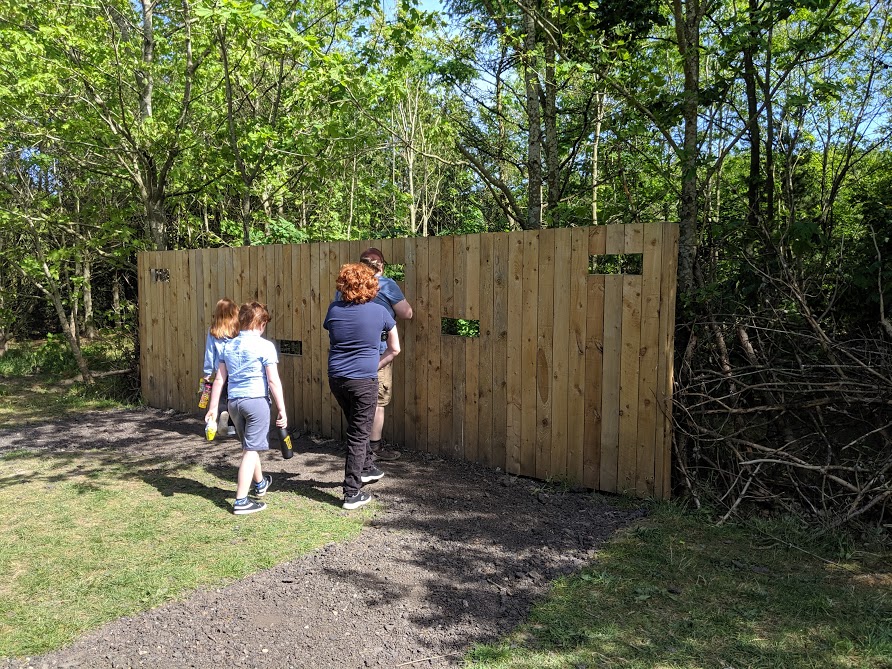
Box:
[138,224,679,499]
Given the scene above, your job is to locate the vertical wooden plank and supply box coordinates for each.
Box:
[147,252,163,407]
[657,224,680,499]
[200,249,216,413]
[550,229,571,482]
[440,237,458,457]
[326,243,341,440]
[426,236,443,455]
[137,253,150,404]
[520,230,539,478]
[309,242,323,436]
[391,237,408,448]
[535,228,555,480]
[600,274,622,493]
[177,251,193,411]
[162,251,178,409]
[585,227,606,490]
[190,249,204,413]
[599,225,626,492]
[439,231,453,469]
[254,245,267,306]
[618,274,642,494]
[402,236,419,451]
[140,252,152,406]
[278,244,293,419]
[229,247,243,305]
[477,233,494,466]
[271,244,286,340]
[441,234,455,319]
[300,242,314,435]
[490,233,509,471]
[450,235,466,460]
[288,243,303,430]
[505,232,524,474]
[625,223,644,254]
[414,236,430,453]
[567,228,588,486]
[636,224,663,496]
[620,222,646,495]
[464,233,480,464]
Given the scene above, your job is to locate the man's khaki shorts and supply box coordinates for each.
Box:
[377,361,393,407]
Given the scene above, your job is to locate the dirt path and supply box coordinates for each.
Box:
[1,408,646,669]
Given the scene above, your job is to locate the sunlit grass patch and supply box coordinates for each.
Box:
[0,335,139,426]
[466,504,892,669]
[0,450,367,657]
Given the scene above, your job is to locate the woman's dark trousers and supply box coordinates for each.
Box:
[328,376,378,496]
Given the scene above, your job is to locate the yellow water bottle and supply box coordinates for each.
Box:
[205,417,217,441]
[198,377,212,409]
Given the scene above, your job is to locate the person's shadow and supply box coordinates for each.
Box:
[138,465,346,510]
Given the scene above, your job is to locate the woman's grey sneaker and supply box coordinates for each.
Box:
[374,447,401,461]
[252,474,272,497]
[360,466,385,483]
[233,499,266,514]
[343,491,372,510]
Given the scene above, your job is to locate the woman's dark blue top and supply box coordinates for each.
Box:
[323,300,396,379]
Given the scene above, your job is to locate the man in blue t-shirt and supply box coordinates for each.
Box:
[359,248,413,461]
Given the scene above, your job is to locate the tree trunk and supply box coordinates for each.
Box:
[112,273,123,330]
[592,90,605,226]
[544,39,559,226]
[83,255,97,339]
[28,222,93,383]
[523,8,543,230]
[672,0,704,297]
[743,0,762,231]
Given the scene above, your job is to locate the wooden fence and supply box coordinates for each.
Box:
[138,223,679,499]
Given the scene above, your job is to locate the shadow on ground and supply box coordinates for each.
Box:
[0,407,646,669]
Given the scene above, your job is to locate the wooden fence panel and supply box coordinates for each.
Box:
[137,223,678,499]
[567,228,587,484]
[490,232,509,472]
[505,232,524,474]
[520,231,539,476]
[463,234,480,465]
[536,228,554,480]
[412,236,430,452]
[584,228,605,490]
[426,236,443,456]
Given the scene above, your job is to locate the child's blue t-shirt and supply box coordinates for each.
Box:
[324,301,396,379]
[221,330,278,399]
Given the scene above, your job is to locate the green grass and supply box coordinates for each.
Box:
[465,504,892,669]
[0,449,368,657]
[0,335,138,425]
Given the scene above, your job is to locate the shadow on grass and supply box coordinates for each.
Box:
[0,408,343,513]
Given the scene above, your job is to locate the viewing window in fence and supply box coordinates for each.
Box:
[442,318,480,338]
[589,254,643,275]
[279,340,303,356]
[151,268,170,283]
[384,264,405,281]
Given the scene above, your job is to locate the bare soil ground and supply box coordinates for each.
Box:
[1,408,647,669]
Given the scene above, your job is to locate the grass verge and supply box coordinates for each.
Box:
[466,504,892,669]
[0,449,368,657]
[0,335,138,425]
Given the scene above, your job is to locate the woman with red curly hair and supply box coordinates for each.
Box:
[324,263,400,509]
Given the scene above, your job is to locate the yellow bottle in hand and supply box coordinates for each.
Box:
[205,417,217,441]
[198,378,212,409]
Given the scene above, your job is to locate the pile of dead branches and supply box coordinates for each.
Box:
[673,315,892,531]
